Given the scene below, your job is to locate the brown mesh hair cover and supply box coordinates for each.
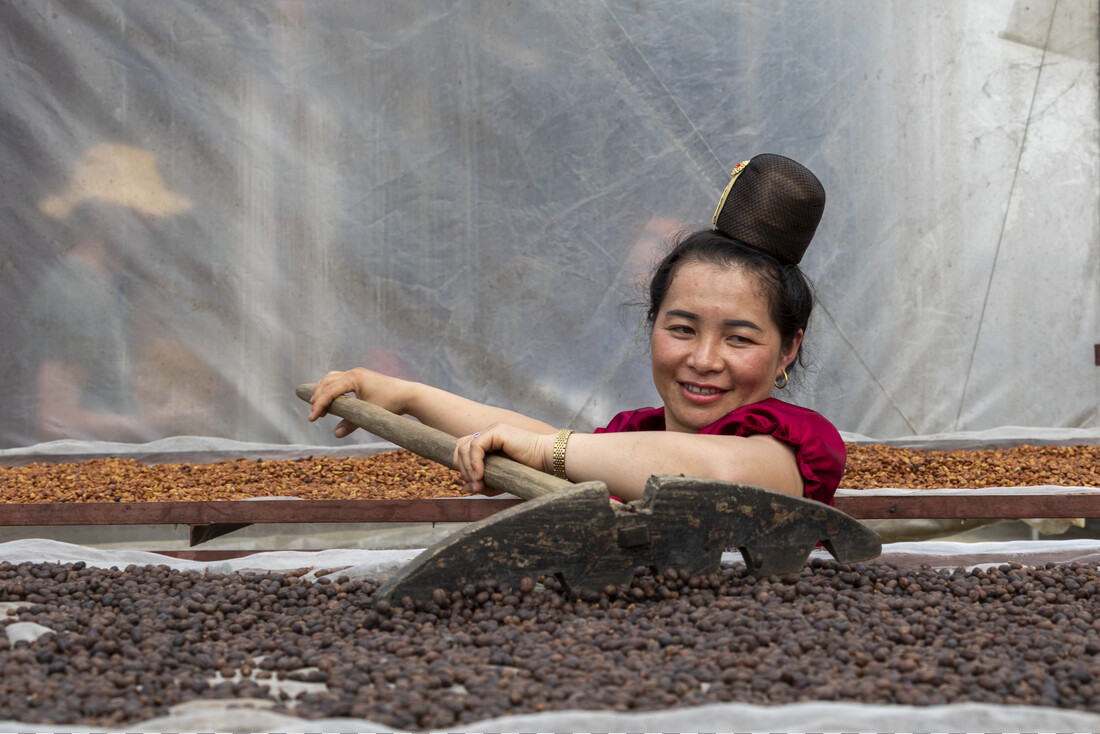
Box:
[713,153,825,265]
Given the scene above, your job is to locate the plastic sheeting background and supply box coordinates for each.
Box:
[1,1,1097,449]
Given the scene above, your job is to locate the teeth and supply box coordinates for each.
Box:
[684,384,721,395]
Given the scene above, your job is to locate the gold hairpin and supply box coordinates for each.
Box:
[712,159,751,227]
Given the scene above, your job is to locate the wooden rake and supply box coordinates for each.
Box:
[297,384,880,601]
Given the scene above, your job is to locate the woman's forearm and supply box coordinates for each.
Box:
[310,368,555,439]
[560,431,804,501]
[404,382,556,437]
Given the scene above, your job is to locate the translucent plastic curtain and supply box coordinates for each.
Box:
[1,1,1096,449]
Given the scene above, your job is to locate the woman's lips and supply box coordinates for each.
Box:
[679,382,727,404]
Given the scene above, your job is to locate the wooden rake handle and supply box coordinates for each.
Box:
[296,383,571,501]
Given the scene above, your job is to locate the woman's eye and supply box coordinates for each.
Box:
[669,325,694,336]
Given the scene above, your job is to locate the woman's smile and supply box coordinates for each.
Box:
[680,382,727,402]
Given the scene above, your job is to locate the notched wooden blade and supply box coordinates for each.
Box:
[375,482,636,601]
[376,476,881,601]
[640,475,882,577]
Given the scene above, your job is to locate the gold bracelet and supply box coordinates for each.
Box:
[552,428,574,480]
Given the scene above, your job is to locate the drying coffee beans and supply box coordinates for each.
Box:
[3,558,1100,729]
[842,443,1100,489]
[3,444,1099,506]
[0,452,466,503]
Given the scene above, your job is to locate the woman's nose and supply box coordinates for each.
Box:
[687,338,723,372]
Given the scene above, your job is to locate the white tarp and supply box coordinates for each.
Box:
[1,3,1097,450]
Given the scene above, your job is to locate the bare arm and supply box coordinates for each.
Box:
[563,431,804,500]
[453,423,804,500]
[307,368,555,439]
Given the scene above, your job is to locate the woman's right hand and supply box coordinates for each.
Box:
[308,368,412,438]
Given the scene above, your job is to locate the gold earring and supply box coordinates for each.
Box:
[774,370,789,390]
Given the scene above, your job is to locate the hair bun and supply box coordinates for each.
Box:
[712,153,825,265]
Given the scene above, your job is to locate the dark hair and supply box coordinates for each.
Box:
[646,227,816,373]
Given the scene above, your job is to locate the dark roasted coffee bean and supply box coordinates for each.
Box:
[2,559,1100,728]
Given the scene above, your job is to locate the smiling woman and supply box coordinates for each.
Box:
[308,154,845,505]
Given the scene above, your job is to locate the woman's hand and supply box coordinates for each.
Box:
[452,423,555,495]
[308,368,411,438]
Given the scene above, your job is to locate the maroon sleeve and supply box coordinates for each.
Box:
[595,406,666,434]
[699,398,846,505]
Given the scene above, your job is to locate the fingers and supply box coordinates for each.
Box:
[453,431,489,494]
[333,419,358,438]
[308,371,353,422]
[455,429,512,495]
[308,372,364,437]
[453,423,556,494]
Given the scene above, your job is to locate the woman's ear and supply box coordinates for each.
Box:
[781,329,804,373]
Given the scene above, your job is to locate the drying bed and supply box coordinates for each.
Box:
[4,552,1100,730]
[5,444,1100,502]
[3,447,1100,540]
[0,452,467,503]
[842,443,1100,489]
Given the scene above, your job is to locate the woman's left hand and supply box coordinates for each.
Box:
[452,423,555,495]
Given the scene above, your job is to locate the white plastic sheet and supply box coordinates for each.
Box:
[0,2,1097,450]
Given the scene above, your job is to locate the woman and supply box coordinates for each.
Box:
[308,154,844,505]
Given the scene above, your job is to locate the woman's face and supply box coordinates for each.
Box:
[650,259,801,433]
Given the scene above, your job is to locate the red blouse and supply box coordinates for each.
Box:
[595,398,846,505]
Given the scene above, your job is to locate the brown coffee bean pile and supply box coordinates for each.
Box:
[843,444,1100,489]
[0,451,466,503]
[3,558,1100,729]
[3,444,1099,505]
